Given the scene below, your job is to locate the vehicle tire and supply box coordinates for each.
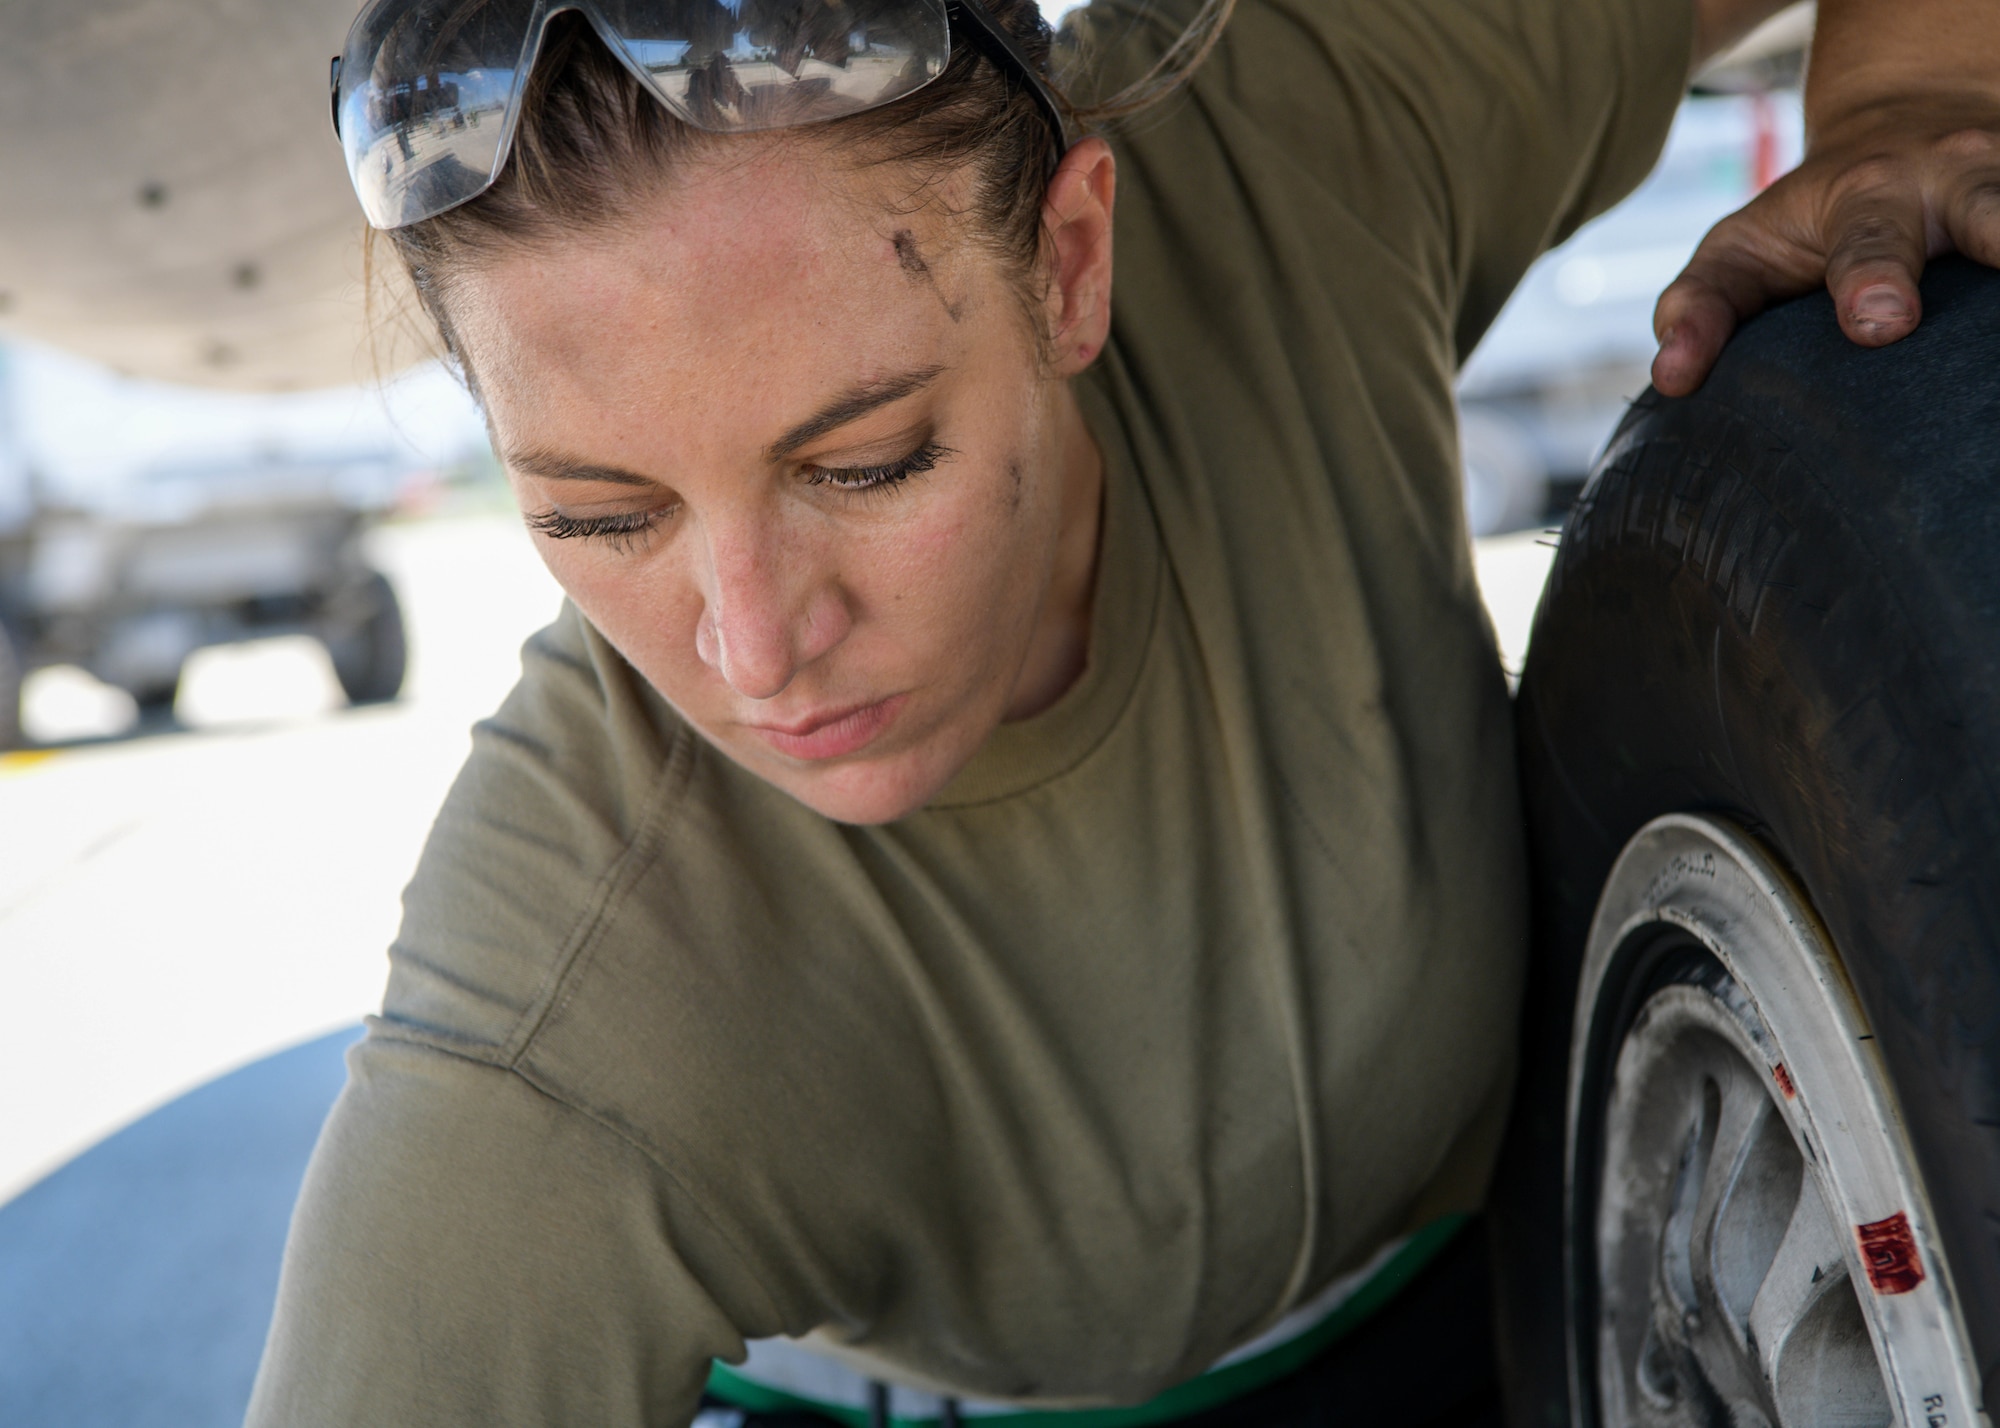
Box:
[128,671,181,721]
[0,621,22,750]
[321,570,407,706]
[1490,255,2000,1428]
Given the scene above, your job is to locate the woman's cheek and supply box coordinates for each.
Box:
[538,543,708,688]
[867,486,1018,650]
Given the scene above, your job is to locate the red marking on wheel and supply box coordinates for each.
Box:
[1772,1062,1796,1099]
[1857,1212,1925,1294]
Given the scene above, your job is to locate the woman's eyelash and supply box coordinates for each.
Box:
[524,505,671,549]
[804,439,950,493]
[524,440,947,546]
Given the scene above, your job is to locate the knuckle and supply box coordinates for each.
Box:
[1962,178,2000,216]
[1829,155,1906,200]
[1687,222,1775,278]
[1952,184,2000,261]
[1828,210,1917,265]
[1679,233,1732,274]
[1936,127,2000,164]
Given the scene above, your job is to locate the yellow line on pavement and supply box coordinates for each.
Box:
[0,750,60,776]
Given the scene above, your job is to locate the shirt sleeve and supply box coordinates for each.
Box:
[1064,0,1695,359]
[245,1034,765,1428]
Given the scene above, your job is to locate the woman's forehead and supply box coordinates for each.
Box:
[460,150,977,375]
[450,170,990,466]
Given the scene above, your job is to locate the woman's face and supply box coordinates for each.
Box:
[449,138,1116,824]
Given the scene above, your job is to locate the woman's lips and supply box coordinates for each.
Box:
[747,694,907,761]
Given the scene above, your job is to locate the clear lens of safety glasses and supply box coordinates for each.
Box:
[336,0,547,230]
[589,0,948,133]
[336,0,952,230]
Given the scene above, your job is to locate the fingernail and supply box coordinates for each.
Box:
[1852,287,1911,334]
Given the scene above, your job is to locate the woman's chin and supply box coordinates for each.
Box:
[777,754,962,826]
[694,687,1002,824]
[726,728,976,826]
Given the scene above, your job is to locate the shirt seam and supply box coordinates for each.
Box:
[365,1026,792,1332]
[494,714,699,1067]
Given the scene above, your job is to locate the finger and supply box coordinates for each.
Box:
[1651,273,1740,398]
[1652,218,1819,397]
[1821,172,1927,347]
[1935,128,2000,271]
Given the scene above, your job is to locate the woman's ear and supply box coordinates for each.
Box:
[1041,137,1117,376]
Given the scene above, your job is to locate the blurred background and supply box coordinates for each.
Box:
[0,2,1812,1424]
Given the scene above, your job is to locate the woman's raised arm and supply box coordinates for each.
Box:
[1068,0,1695,361]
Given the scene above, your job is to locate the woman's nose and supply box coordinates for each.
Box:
[693,529,850,700]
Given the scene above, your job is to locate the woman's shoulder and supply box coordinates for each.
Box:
[375,604,894,1146]
[379,601,700,1058]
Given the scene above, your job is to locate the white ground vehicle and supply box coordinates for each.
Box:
[0,458,408,747]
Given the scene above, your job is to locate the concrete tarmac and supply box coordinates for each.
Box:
[0,511,564,1205]
[0,1026,360,1428]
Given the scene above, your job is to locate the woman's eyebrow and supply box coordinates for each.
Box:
[768,365,946,460]
[502,447,658,487]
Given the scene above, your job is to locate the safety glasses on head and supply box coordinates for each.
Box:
[331,0,1067,230]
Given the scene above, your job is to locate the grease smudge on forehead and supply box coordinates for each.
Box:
[892,230,929,275]
[890,227,965,323]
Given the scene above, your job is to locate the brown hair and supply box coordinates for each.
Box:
[376,0,1236,375]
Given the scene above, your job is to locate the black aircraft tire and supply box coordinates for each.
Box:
[1491,256,2000,1426]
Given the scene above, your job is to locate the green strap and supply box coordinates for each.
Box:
[707,1214,1467,1428]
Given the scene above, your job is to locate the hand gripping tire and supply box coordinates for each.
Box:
[1491,256,2000,1428]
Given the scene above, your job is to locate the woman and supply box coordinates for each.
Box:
[251,0,2000,1422]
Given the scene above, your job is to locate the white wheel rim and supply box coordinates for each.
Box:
[1566,814,1983,1427]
